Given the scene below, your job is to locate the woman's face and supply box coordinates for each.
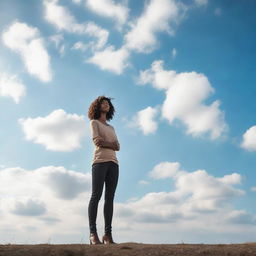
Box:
[100,99,110,113]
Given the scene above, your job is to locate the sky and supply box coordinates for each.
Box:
[0,0,256,245]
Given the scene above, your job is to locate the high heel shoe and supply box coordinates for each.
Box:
[102,233,116,244]
[89,233,102,245]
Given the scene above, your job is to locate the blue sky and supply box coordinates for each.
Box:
[0,0,256,244]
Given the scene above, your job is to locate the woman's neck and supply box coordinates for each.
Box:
[98,113,107,124]
[98,117,108,125]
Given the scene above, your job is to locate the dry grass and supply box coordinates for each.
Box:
[1,242,256,256]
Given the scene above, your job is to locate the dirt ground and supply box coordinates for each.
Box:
[1,242,256,256]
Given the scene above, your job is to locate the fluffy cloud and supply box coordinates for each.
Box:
[2,22,52,82]
[241,125,256,151]
[0,165,91,243]
[218,173,242,185]
[11,199,46,216]
[85,0,129,28]
[225,210,256,225]
[0,73,26,103]
[112,161,256,244]
[149,161,182,179]
[0,162,255,244]
[81,22,109,49]
[43,0,108,50]
[46,168,89,199]
[18,109,86,152]
[128,106,159,135]
[44,0,82,32]
[124,0,187,53]
[116,161,249,228]
[87,46,129,74]
[138,60,228,139]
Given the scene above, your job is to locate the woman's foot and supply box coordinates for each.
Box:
[102,233,116,244]
[89,232,102,245]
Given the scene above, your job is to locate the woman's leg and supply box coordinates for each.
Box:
[88,162,108,234]
[104,161,119,234]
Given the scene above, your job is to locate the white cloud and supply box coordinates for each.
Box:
[251,187,256,192]
[124,0,187,53]
[43,0,109,50]
[138,60,228,139]
[174,169,244,204]
[87,46,129,74]
[85,0,129,28]
[129,106,159,135]
[218,173,242,185]
[49,34,65,56]
[149,161,182,179]
[83,22,109,49]
[18,109,87,152]
[0,73,26,103]
[12,199,46,216]
[46,167,89,199]
[138,180,150,185]
[113,161,256,243]
[49,34,63,48]
[72,41,89,52]
[225,210,256,225]
[194,0,208,6]
[44,0,82,32]
[0,165,91,243]
[130,163,244,216]
[2,22,52,82]
[0,162,255,244]
[241,126,256,151]
[138,60,176,90]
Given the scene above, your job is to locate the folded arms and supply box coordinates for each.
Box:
[93,137,120,151]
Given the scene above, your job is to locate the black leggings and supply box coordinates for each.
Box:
[88,161,119,234]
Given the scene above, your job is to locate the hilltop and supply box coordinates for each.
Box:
[1,242,256,256]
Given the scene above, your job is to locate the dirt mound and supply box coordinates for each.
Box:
[1,242,256,256]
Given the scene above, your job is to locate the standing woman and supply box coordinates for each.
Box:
[87,96,120,245]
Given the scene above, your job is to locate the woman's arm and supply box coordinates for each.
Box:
[115,140,120,151]
[95,137,120,151]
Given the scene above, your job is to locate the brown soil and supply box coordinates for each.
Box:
[1,242,256,256]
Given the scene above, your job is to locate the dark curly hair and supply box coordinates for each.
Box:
[88,95,115,121]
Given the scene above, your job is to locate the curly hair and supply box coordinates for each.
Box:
[88,95,115,121]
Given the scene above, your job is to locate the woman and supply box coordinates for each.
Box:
[87,96,120,245]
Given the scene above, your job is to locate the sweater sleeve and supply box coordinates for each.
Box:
[90,120,103,146]
[116,140,120,151]
[111,126,120,151]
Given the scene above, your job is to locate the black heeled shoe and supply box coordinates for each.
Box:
[89,232,102,245]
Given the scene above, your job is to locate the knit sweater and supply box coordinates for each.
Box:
[90,119,120,165]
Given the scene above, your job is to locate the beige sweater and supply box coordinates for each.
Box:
[90,119,120,165]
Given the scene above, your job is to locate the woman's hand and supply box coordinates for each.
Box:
[94,137,104,147]
[93,137,103,147]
